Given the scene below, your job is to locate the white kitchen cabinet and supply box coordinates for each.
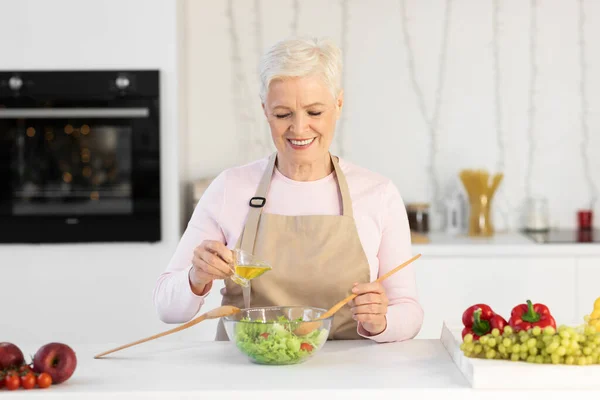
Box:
[575,257,600,318]
[414,256,578,339]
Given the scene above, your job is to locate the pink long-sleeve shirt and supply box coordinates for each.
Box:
[154,156,424,343]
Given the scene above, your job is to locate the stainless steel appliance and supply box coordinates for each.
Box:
[0,70,161,243]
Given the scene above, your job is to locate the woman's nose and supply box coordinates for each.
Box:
[291,113,308,133]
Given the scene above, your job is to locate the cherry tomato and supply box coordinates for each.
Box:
[300,343,314,352]
[37,372,52,389]
[21,372,36,390]
[260,333,269,339]
[5,374,20,390]
[18,364,32,374]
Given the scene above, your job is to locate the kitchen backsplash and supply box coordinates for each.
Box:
[182,0,600,231]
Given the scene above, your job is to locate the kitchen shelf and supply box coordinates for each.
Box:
[412,231,600,257]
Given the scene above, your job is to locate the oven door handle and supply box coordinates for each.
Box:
[0,108,150,118]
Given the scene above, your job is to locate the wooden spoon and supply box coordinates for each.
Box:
[94,305,241,359]
[293,253,422,336]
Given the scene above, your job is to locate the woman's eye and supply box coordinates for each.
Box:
[275,113,291,119]
[308,111,322,116]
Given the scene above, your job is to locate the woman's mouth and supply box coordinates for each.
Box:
[287,138,315,150]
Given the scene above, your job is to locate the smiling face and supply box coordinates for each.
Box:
[263,75,343,170]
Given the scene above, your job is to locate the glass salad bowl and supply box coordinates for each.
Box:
[222,306,332,365]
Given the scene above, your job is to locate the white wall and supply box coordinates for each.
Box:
[2,0,599,348]
[0,0,183,345]
[182,0,600,231]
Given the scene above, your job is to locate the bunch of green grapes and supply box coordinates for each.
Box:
[460,324,600,365]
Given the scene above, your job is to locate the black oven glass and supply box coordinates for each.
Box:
[0,71,161,243]
[11,120,133,216]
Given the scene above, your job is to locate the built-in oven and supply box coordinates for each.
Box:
[0,70,161,243]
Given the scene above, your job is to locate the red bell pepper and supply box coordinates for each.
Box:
[508,299,556,332]
[461,304,507,339]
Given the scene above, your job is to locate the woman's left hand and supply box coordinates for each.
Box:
[350,282,389,335]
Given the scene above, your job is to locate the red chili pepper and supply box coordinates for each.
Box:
[508,299,556,332]
[461,304,507,340]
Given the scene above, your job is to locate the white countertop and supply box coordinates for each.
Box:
[412,231,600,257]
[6,339,600,399]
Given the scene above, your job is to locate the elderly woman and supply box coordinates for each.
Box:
[154,37,423,342]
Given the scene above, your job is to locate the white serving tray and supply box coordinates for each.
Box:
[440,321,600,389]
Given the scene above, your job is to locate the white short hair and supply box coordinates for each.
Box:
[258,36,343,103]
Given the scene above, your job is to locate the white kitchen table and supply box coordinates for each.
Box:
[4,339,600,399]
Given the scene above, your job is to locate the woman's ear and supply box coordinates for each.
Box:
[336,90,344,119]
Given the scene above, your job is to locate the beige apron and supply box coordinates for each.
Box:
[215,152,371,340]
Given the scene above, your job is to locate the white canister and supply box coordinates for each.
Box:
[524,197,550,232]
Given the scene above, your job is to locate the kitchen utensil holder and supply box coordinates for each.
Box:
[468,195,493,236]
[459,169,504,237]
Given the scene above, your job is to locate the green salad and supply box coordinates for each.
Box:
[233,316,329,364]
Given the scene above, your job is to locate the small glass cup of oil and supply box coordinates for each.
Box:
[229,248,272,287]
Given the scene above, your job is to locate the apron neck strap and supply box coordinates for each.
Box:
[239,152,353,253]
[330,154,353,218]
[239,153,277,253]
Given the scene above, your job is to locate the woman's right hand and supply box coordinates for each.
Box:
[189,240,234,295]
